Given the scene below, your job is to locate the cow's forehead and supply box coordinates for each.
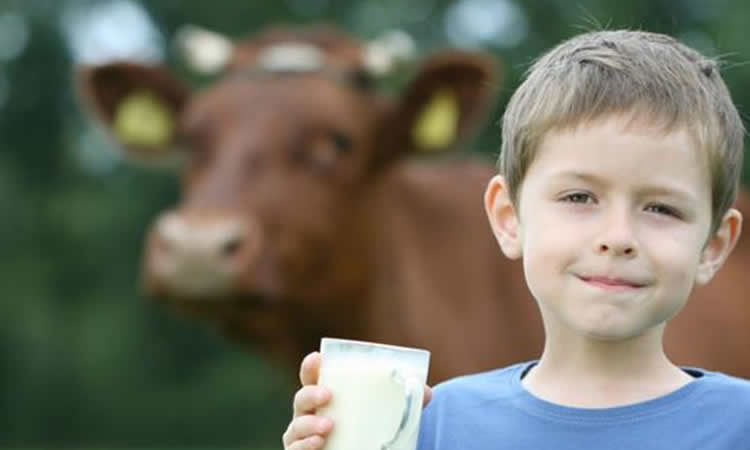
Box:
[183,76,379,133]
[229,27,367,70]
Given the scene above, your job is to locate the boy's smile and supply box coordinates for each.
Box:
[488,113,731,343]
[578,275,648,291]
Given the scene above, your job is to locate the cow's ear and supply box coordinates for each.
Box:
[75,62,191,167]
[376,50,500,163]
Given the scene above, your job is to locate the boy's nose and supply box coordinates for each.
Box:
[597,242,636,256]
[594,211,638,257]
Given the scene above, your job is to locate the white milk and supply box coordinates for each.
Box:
[318,360,426,450]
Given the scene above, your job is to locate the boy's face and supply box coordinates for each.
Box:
[485,115,741,342]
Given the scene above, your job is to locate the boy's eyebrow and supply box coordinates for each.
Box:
[636,185,700,204]
[549,171,605,186]
[549,170,700,203]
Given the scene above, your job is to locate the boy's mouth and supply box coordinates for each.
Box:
[578,275,647,290]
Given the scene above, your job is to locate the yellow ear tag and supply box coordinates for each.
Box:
[113,90,175,150]
[411,89,459,151]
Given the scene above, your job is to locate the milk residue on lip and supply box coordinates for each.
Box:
[318,358,426,450]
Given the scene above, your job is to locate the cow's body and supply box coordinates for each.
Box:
[357,161,543,382]
[77,25,749,384]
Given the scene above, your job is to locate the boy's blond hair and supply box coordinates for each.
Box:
[499,30,745,234]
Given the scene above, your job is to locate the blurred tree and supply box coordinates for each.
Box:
[0,0,747,447]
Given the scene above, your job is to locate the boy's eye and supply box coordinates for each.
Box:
[561,192,594,204]
[645,203,682,219]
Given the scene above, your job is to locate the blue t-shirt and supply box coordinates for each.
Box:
[417,361,750,449]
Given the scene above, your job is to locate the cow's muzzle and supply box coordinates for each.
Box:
[145,210,259,299]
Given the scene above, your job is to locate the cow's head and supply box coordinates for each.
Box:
[75,24,499,331]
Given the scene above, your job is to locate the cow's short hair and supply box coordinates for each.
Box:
[498,29,745,234]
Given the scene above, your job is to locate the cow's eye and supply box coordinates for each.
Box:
[293,130,353,172]
[330,131,352,154]
[306,139,338,169]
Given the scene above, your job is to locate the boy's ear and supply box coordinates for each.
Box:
[374,50,500,167]
[696,208,742,285]
[75,62,191,167]
[484,175,522,259]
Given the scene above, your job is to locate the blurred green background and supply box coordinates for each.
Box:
[1,0,748,448]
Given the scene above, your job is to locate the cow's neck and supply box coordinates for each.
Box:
[269,222,373,365]
[355,158,545,381]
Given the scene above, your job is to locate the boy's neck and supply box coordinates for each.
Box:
[521,328,695,408]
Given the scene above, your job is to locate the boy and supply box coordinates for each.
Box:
[282,29,750,449]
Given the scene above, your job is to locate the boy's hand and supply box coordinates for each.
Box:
[282,351,434,450]
[283,352,333,450]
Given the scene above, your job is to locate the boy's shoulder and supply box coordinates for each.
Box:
[697,369,750,406]
[429,361,531,408]
[686,370,750,434]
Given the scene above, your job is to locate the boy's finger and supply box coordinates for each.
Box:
[285,434,325,450]
[423,385,433,407]
[299,352,321,386]
[293,385,331,417]
[282,415,333,447]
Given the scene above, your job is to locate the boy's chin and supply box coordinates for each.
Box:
[577,321,663,343]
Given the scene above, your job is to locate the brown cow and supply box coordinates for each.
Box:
[75,24,750,384]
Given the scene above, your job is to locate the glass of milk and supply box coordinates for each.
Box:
[318,337,431,450]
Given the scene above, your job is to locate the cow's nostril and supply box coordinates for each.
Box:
[221,236,244,257]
